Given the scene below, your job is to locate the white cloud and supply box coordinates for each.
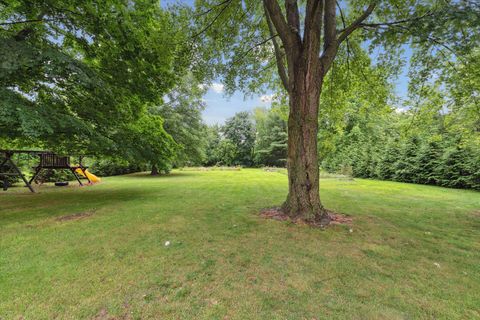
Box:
[210,82,224,93]
[198,83,224,93]
[260,94,274,103]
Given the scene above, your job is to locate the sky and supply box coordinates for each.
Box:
[199,73,410,125]
[201,85,275,125]
[162,0,412,125]
[198,54,411,125]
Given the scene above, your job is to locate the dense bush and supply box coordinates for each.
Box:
[322,132,480,190]
[0,174,19,189]
[90,158,147,177]
[33,169,72,183]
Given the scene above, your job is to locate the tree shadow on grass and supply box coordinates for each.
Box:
[0,186,157,226]
[123,171,199,179]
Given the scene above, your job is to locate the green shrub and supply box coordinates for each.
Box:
[0,175,19,189]
[90,158,147,176]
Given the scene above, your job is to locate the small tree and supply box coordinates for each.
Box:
[415,140,442,185]
[222,112,256,166]
[437,144,474,189]
[377,139,401,181]
[214,140,238,166]
[203,125,223,166]
[254,108,287,167]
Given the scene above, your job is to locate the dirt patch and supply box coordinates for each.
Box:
[92,308,130,320]
[92,301,132,320]
[56,210,95,222]
[329,214,353,225]
[259,207,352,227]
[259,208,290,221]
[471,210,480,218]
[93,308,110,320]
[263,167,287,174]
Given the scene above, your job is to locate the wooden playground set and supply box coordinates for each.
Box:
[0,150,100,193]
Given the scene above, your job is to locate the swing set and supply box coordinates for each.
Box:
[0,150,98,193]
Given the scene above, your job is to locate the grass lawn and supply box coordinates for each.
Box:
[1,169,479,319]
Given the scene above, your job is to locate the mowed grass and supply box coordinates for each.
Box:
[1,169,479,320]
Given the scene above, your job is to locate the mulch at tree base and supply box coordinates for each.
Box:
[259,207,352,227]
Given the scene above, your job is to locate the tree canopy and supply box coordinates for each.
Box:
[1,0,191,166]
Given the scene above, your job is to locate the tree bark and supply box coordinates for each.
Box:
[151,164,159,175]
[262,0,376,225]
[282,56,330,225]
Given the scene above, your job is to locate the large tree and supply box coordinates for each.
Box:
[152,74,208,168]
[222,111,256,166]
[253,106,287,167]
[192,0,479,224]
[0,0,190,163]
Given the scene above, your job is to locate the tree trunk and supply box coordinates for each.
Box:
[282,60,330,225]
[262,0,376,225]
[151,164,159,175]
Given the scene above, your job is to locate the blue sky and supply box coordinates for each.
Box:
[199,54,411,125]
[163,0,412,125]
[201,87,275,125]
[200,71,410,125]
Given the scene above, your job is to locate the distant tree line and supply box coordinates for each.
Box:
[202,109,287,168]
[320,111,480,190]
[200,100,479,191]
[195,43,479,191]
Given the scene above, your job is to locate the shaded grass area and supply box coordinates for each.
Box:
[1,169,479,319]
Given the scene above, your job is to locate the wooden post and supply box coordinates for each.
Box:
[70,168,84,186]
[4,152,35,193]
[28,166,42,185]
[1,157,8,191]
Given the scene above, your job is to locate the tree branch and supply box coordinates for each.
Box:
[230,34,278,65]
[356,11,435,30]
[303,0,323,59]
[0,19,48,26]
[285,0,300,33]
[336,1,347,29]
[337,3,376,44]
[192,0,233,39]
[194,0,232,17]
[264,3,289,90]
[13,11,46,41]
[320,0,338,73]
[336,1,351,88]
[323,0,337,50]
[262,0,294,48]
[378,23,456,55]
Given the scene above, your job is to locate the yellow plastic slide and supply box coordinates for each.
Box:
[75,168,101,183]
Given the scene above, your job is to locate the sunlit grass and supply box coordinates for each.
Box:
[1,169,479,319]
